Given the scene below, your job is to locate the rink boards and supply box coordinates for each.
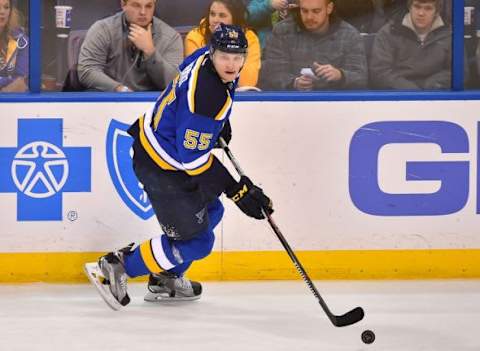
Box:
[0,100,480,281]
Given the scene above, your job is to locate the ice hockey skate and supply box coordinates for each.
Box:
[144,271,202,302]
[84,251,130,311]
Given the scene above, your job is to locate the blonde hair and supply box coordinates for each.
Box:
[0,2,25,59]
[9,7,21,29]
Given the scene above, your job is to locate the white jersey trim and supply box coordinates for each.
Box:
[182,151,212,170]
[187,54,206,113]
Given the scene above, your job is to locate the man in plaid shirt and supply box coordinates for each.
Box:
[259,0,367,91]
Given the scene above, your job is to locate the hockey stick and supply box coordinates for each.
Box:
[219,138,364,327]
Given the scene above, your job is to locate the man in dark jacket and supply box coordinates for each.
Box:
[259,0,367,91]
[369,0,452,89]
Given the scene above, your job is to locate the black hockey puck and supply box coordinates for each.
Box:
[361,330,375,344]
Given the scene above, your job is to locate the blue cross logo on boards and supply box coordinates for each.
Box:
[0,119,91,221]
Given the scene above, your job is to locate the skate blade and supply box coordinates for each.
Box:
[84,262,123,311]
[144,291,201,302]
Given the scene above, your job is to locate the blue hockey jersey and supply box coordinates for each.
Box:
[0,29,28,89]
[136,47,238,176]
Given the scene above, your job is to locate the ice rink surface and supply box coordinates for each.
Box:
[0,280,479,351]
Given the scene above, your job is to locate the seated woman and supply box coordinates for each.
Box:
[184,0,261,88]
[0,0,28,92]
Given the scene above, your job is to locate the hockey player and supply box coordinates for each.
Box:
[85,23,274,310]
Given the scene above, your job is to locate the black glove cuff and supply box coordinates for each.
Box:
[225,176,252,201]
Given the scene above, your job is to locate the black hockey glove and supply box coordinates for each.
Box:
[215,120,232,148]
[226,176,273,220]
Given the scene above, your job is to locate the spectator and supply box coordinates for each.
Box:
[370,0,452,89]
[379,0,451,24]
[246,0,292,49]
[184,0,261,88]
[78,0,183,92]
[259,0,367,91]
[475,37,480,85]
[0,0,28,92]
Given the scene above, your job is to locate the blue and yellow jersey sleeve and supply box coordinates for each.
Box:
[175,112,221,176]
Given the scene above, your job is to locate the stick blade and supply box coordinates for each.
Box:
[332,307,364,327]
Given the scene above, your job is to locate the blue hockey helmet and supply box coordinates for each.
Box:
[210,23,248,54]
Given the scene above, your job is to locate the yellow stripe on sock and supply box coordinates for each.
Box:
[139,240,163,273]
